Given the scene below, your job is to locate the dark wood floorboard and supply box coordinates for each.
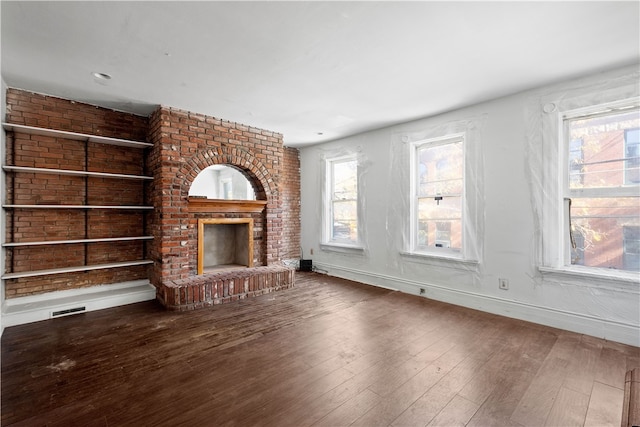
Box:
[1,272,638,426]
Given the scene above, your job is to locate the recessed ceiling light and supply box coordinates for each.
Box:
[91,72,112,80]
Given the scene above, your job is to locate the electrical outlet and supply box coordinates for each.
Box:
[499,278,509,290]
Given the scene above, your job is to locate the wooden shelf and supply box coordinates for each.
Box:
[3,166,153,180]
[188,198,267,213]
[3,123,152,148]
[2,260,154,280]
[3,236,154,247]
[3,205,154,210]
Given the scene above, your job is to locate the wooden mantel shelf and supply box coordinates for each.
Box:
[188,198,267,213]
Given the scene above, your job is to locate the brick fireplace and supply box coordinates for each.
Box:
[146,106,297,310]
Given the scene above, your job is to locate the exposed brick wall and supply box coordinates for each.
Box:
[5,89,148,140]
[146,106,299,286]
[281,147,301,260]
[3,89,150,298]
[3,89,302,301]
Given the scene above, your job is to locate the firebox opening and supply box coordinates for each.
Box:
[198,218,254,274]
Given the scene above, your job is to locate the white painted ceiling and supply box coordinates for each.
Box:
[2,1,639,147]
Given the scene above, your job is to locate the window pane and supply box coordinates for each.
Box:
[569,138,584,186]
[417,197,461,251]
[625,128,640,184]
[570,197,640,271]
[332,200,357,242]
[568,110,640,189]
[623,226,640,271]
[333,160,357,200]
[417,142,463,196]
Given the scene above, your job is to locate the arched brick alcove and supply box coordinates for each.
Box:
[183,145,274,201]
[180,146,280,269]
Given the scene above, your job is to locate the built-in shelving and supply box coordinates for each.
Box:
[2,236,154,247]
[3,166,153,180]
[1,260,154,280]
[2,122,155,283]
[2,123,153,149]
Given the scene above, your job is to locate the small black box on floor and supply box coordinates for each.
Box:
[299,259,313,272]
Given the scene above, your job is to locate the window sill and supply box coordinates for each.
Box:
[400,251,480,271]
[320,243,365,255]
[539,266,640,292]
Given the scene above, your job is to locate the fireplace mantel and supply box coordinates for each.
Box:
[188,197,267,213]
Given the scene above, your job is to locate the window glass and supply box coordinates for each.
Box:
[413,136,464,255]
[565,107,640,271]
[625,128,640,184]
[326,157,358,244]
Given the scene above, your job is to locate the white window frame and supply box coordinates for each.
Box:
[323,155,360,248]
[538,93,640,284]
[409,133,466,259]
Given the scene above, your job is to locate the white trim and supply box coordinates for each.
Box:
[539,266,639,289]
[320,243,365,255]
[2,280,156,328]
[313,262,640,347]
[399,251,479,271]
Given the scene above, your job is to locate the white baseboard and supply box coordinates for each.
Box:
[315,262,640,347]
[1,280,156,332]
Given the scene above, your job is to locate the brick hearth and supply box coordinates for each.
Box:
[159,266,295,311]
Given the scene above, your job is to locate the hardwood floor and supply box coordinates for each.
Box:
[2,272,638,426]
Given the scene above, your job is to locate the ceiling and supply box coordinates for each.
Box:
[2,1,639,147]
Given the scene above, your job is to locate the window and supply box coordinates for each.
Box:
[410,134,464,257]
[325,156,358,245]
[564,103,640,272]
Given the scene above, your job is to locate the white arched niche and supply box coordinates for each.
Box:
[189,165,256,200]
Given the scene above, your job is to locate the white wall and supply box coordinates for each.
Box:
[300,65,640,346]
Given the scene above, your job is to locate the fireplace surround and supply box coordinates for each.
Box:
[198,218,254,274]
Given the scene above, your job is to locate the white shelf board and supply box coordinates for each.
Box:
[3,165,153,180]
[2,259,154,280]
[3,205,154,210]
[3,122,152,148]
[3,236,154,247]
